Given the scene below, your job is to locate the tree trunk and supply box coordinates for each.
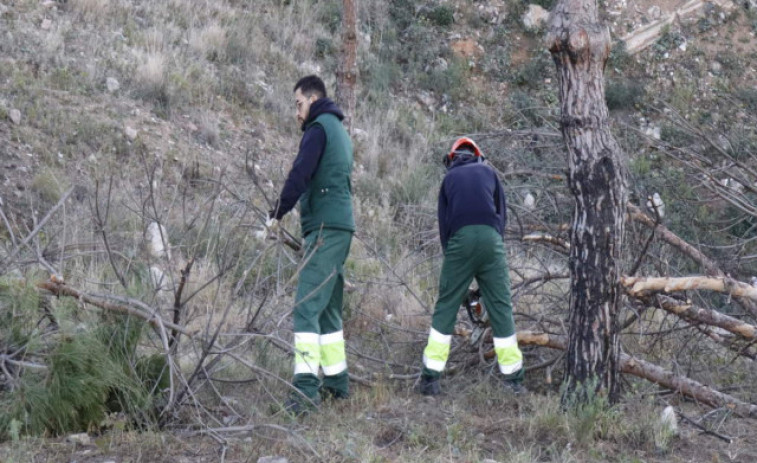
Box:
[547,0,628,403]
[335,0,358,133]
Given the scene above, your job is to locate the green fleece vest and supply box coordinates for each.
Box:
[299,112,355,234]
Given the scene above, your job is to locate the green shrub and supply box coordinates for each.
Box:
[419,58,467,99]
[389,0,417,31]
[423,5,454,27]
[512,50,553,89]
[317,0,342,33]
[605,79,644,111]
[0,278,166,438]
[607,41,632,71]
[315,37,335,59]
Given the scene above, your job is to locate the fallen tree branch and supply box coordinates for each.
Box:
[643,294,756,341]
[628,203,757,319]
[675,409,734,443]
[621,276,757,302]
[627,203,721,277]
[522,232,570,251]
[37,281,194,338]
[516,331,757,417]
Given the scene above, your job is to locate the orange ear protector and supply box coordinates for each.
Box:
[444,137,485,167]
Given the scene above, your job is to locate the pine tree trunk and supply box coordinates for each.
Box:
[335,0,358,133]
[547,0,628,403]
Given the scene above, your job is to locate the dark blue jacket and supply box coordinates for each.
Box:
[270,98,345,220]
[438,155,507,249]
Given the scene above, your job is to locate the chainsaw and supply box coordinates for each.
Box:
[463,288,489,345]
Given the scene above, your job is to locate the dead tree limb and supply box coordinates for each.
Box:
[92,178,127,289]
[1,187,74,270]
[516,331,757,417]
[170,258,195,349]
[522,233,570,251]
[641,294,757,341]
[627,203,722,277]
[621,276,757,302]
[37,281,193,337]
[628,203,757,319]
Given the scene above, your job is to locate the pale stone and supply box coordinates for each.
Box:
[147,222,171,260]
[660,405,678,435]
[8,108,21,125]
[647,5,661,19]
[522,4,549,30]
[106,77,120,92]
[257,457,288,463]
[523,193,536,210]
[124,126,138,140]
[66,433,91,445]
[41,18,52,30]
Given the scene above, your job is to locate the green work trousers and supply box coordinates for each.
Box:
[422,225,524,381]
[292,228,352,401]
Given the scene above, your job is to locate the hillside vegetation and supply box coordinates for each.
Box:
[2,0,757,461]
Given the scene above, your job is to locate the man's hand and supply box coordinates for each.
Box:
[265,218,281,241]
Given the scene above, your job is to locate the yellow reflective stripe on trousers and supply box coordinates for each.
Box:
[423,328,451,372]
[294,332,320,375]
[494,334,523,374]
[320,330,347,376]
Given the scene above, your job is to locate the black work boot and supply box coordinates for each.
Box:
[418,374,441,396]
[283,397,308,416]
[504,379,528,395]
[321,387,350,401]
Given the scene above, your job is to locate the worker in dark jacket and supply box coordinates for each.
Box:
[419,137,525,395]
[269,75,354,412]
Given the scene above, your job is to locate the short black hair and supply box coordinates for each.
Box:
[294,75,327,99]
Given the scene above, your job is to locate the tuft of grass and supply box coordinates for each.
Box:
[69,0,110,21]
[31,169,69,204]
[189,23,227,62]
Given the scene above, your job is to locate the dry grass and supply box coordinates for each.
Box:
[69,0,110,21]
[189,23,227,61]
[135,51,166,94]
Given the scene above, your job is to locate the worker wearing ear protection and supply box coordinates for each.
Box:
[419,137,525,396]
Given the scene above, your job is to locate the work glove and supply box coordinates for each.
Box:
[265,217,281,241]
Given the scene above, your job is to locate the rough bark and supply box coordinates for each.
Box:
[335,0,358,133]
[547,0,628,402]
[516,331,757,417]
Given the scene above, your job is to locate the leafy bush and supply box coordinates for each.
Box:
[605,79,645,111]
[423,5,454,27]
[512,51,553,89]
[607,41,632,71]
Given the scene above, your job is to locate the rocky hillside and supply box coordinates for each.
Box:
[3,0,757,461]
